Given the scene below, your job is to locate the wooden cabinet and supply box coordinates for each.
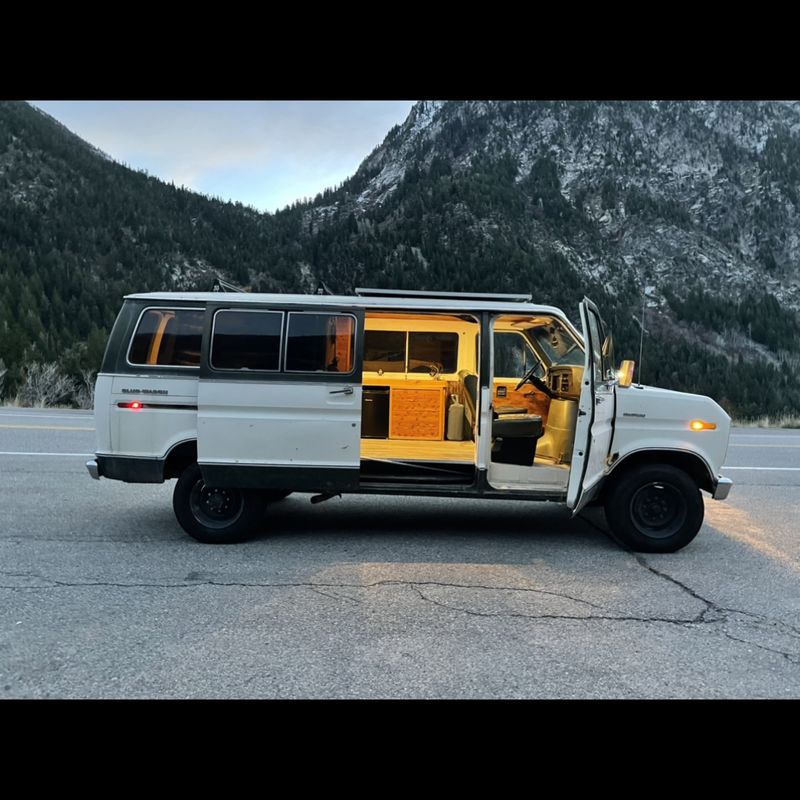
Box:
[389,382,447,440]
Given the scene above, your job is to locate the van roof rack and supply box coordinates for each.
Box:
[354,288,532,302]
[211,276,246,293]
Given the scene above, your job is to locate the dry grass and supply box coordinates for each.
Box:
[732,414,800,429]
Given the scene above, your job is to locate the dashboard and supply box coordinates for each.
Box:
[548,366,583,401]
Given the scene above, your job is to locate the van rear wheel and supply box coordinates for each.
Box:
[173,463,265,544]
[604,464,704,553]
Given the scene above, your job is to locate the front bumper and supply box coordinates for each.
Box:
[712,476,733,500]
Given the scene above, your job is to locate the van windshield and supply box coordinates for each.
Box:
[529,320,583,366]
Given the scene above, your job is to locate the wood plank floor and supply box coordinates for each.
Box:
[361,438,475,463]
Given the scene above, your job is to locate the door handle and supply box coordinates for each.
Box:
[329,386,354,395]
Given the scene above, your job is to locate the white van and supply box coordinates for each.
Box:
[87,288,732,552]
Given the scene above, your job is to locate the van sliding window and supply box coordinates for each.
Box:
[285,313,356,373]
[211,310,283,371]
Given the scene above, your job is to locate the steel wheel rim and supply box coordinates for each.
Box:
[189,479,245,530]
[629,481,687,539]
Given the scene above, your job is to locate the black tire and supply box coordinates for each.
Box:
[604,464,704,553]
[172,463,265,544]
[263,489,292,503]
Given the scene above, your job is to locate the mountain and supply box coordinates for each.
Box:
[0,101,306,390]
[1,99,799,417]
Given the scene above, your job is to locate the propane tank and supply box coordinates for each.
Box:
[446,394,465,441]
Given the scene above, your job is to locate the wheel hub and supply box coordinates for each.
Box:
[630,482,687,538]
[189,479,245,528]
[638,491,671,524]
[202,487,233,516]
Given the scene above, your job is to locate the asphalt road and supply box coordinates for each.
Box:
[1,407,798,698]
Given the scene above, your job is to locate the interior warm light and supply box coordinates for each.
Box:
[689,419,716,431]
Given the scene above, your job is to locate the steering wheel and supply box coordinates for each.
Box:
[515,362,555,398]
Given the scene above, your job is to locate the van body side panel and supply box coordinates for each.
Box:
[95,299,203,475]
[610,385,732,485]
[105,374,198,459]
[197,381,362,470]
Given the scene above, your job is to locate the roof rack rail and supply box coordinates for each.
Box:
[354,287,532,302]
[211,276,246,293]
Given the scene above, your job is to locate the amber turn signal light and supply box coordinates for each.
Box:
[689,419,716,431]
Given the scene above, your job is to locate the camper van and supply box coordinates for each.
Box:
[86,288,732,552]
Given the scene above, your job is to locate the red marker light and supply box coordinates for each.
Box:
[118,401,144,410]
[130,401,141,410]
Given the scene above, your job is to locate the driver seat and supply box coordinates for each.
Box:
[458,370,544,465]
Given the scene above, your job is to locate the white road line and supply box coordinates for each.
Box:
[0,452,94,457]
[731,434,799,438]
[0,424,95,431]
[0,413,94,419]
[728,443,800,448]
[722,466,800,471]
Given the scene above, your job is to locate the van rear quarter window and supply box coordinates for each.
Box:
[211,310,282,371]
[128,308,204,367]
[285,313,355,373]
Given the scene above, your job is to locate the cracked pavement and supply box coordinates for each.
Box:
[1,415,799,697]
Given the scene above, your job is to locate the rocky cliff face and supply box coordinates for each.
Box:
[337,100,800,310]
[295,100,800,415]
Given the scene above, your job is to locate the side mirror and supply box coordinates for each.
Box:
[617,360,635,388]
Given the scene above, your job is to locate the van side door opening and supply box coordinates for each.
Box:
[486,313,584,494]
[358,310,480,486]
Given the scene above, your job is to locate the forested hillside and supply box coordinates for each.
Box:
[1,100,799,417]
[0,101,303,392]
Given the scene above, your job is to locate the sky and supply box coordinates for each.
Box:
[29,101,416,213]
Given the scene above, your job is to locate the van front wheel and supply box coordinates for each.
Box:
[604,464,704,553]
[173,463,265,544]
